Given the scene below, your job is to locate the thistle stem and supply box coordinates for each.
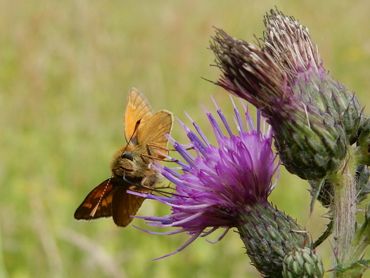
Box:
[331,148,357,275]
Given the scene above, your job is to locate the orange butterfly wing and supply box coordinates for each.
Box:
[74,179,114,219]
[137,110,173,159]
[124,88,153,141]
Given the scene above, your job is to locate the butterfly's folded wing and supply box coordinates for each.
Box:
[124,88,153,141]
[137,110,173,159]
[74,179,114,220]
[112,186,149,227]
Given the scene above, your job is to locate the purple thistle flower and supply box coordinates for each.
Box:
[130,98,317,277]
[132,98,279,259]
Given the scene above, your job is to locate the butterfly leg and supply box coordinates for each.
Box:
[140,153,175,163]
[145,143,167,160]
[121,173,142,187]
[152,182,173,190]
[147,142,194,152]
[141,173,157,188]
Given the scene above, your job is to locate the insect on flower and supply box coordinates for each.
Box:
[74,88,173,227]
[130,98,282,259]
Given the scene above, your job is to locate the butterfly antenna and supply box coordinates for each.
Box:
[123,119,141,152]
[146,143,194,157]
[90,178,112,218]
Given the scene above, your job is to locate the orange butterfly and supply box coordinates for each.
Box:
[74,88,173,226]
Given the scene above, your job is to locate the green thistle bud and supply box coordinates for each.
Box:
[237,203,310,277]
[210,9,363,180]
[273,105,347,180]
[282,247,324,278]
[292,71,362,144]
[327,80,363,144]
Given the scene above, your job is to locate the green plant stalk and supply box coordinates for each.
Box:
[331,147,357,276]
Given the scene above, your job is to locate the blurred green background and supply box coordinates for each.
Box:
[1,1,369,277]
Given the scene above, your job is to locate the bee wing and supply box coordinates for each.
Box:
[74,179,114,219]
[124,88,153,141]
[112,186,148,227]
[137,110,173,158]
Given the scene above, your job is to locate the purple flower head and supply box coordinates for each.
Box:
[211,9,360,134]
[210,18,323,124]
[132,98,279,258]
[210,9,362,180]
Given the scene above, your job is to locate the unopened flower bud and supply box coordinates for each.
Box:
[282,247,324,278]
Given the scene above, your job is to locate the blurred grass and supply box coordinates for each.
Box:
[0,1,369,277]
